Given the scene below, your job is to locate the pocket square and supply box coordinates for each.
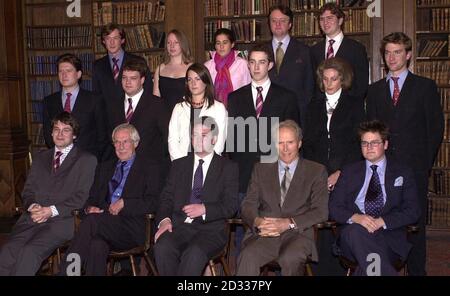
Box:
[394,176,403,187]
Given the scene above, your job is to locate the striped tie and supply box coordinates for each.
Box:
[255,86,263,118]
[64,93,72,113]
[326,39,335,59]
[53,151,62,172]
[126,98,133,123]
[112,57,120,81]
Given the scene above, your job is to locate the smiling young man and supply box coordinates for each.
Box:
[329,120,421,276]
[366,32,444,275]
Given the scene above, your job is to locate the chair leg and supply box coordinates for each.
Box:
[143,252,159,276]
[209,260,217,276]
[108,259,115,276]
[305,263,314,276]
[262,266,269,276]
[219,256,231,276]
[129,255,137,276]
[346,268,352,276]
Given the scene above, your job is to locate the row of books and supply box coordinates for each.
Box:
[427,196,450,228]
[417,38,449,57]
[27,53,94,76]
[204,19,265,43]
[94,26,165,52]
[26,26,92,49]
[204,0,289,17]
[92,1,166,27]
[434,142,450,167]
[417,0,450,6]
[443,113,450,142]
[30,123,45,146]
[439,88,450,111]
[29,79,93,103]
[290,0,368,11]
[416,61,450,85]
[417,8,450,31]
[139,52,164,73]
[430,170,450,195]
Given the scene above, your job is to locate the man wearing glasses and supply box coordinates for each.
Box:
[329,120,420,276]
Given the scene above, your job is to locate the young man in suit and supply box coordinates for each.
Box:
[267,4,315,128]
[329,120,421,276]
[107,57,169,163]
[0,112,97,276]
[59,123,163,276]
[366,32,444,275]
[236,120,328,276]
[92,24,153,139]
[154,116,238,276]
[43,53,108,160]
[311,2,369,101]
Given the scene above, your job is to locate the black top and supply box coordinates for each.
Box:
[159,75,185,113]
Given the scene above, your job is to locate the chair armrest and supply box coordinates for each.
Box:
[15,207,25,215]
[144,213,156,250]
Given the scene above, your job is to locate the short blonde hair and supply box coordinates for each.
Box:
[112,123,140,144]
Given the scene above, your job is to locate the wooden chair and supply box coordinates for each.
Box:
[206,219,238,276]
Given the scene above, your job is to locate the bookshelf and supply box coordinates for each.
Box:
[415,0,450,229]
[23,0,167,152]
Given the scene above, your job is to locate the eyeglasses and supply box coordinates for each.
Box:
[113,139,134,146]
[361,140,384,148]
[52,128,73,135]
[319,16,337,23]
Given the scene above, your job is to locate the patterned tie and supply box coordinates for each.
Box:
[364,165,384,217]
[189,159,204,204]
[326,39,335,59]
[391,77,400,106]
[64,93,72,113]
[112,57,120,82]
[125,98,134,123]
[276,42,284,74]
[53,151,62,172]
[108,161,126,204]
[280,166,291,207]
[255,86,263,118]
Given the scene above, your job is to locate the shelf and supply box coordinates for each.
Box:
[417,4,450,9]
[417,56,450,60]
[27,47,92,51]
[416,30,450,34]
[94,48,164,55]
[94,21,164,28]
[26,24,92,28]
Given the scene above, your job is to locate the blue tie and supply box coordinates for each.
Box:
[189,159,204,204]
[108,161,126,203]
[364,165,384,217]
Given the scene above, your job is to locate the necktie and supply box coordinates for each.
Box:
[280,166,291,207]
[112,57,120,81]
[276,42,284,74]
[108,161,126,204]
[391,77,400,106]
[326,39,335,59]
[189,159,204,204]
[364,165,384,217]
[255,86,263,118]
[64,93,72,113]
[126,98,133,123]
[53,151,62,172]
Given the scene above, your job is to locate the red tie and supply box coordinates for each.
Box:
[391,77,400,106]
[112,57,120,82]
[53,151,62,172]
[64,93,72,113]
[326,39,335,59]
[126,98,134,123]
[255,86,263,118]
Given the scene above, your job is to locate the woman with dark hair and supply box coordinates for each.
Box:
[204,28,250,108]
[153,29,193,113]
[168,63,227,161]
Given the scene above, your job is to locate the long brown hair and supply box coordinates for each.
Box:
[184,63,215,109]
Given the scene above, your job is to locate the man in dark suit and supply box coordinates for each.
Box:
[236,120,328,275]
[267,4,315,128]
[59,123,163,276]
[366,32,444,275]
[107,57,169,163]
[311,3,369,101]
[154,116,238,275]
[329,120,421,276]
[92,24,153,138]
[0,112,97,276]
[43,53,107,160]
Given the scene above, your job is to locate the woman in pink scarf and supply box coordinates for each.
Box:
[205,28,251,108]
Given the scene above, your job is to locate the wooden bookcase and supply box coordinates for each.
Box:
[22,0,167,152]
[415,0,450,229]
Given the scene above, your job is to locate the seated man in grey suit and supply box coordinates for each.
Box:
[0,112,97,276]
[329,120,421,276]
[154,116,239,276]
[59,123,163,276]
[236,120,328,276]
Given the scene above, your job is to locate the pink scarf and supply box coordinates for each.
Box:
[214,50,235,108]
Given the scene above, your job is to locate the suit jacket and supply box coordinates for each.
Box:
[268,38,315,127]
[329,159,421,258]
[227,83,300,193]
[303,91,365,174]
[85,155,163,242]
[366,72,444,171]
[311,36,369,100]
[156,153,239,235]
[18,146,96,236]
[92,52,153,136]
[241,158,329,261]
[108,90,169,162]
[43,88,108,160]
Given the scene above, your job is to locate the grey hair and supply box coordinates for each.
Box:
[275,120,303,141]
[112,123,140,144]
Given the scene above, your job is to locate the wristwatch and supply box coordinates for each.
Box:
[288,218,296,230]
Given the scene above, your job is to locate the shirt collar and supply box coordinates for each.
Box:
[278,157,299,172]
[386,69,409,82]
[109,49,125,62]
[251,77,271,90]
[55,143,74,156]
[325,88,342,103]
[118,153,136,167]
[326,31,344,44]
[365,156,387,171]
[195,151,214,166]
[126,88,144,101]
[272,35,290,47]
[62,85,80,97]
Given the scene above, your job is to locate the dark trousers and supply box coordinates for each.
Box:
[59,213,142,276]
[313,228,346,276]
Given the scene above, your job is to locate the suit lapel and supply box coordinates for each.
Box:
[382,161,395,214]
[281,158,303,210]
[201,154,220,202]
[396,72,414,108]
[352,161,366,210]
[130,91,148,125]
[71,88,84,114]
[53,146,78,176]
[242,85,257,117]
[183,154,195,204]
